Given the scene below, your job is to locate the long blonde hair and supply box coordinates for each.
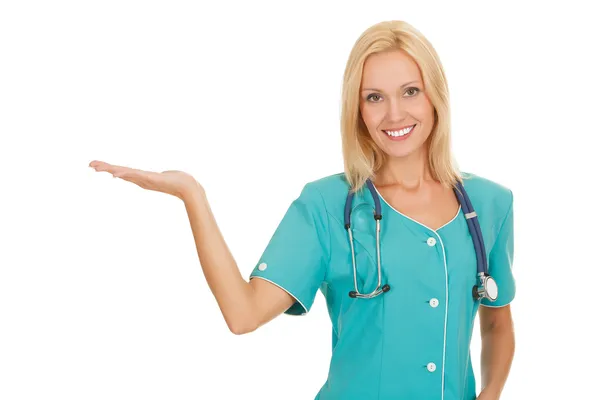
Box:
[341,20,463,193]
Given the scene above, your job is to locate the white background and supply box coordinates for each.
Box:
[1,1,598,399]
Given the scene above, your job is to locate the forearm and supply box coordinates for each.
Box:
[182,187,256,334]
[480,323,515,398]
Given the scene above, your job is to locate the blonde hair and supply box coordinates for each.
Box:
[341,20,464,193]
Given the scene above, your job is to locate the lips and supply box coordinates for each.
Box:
[383,124,416,139]
[383,124,416,132]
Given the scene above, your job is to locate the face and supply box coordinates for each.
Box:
[359,49,435,160]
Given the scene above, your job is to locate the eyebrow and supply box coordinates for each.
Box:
[361,80,420,92]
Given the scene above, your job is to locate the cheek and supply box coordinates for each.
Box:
[360,105,383,132]
[415,98,435,123]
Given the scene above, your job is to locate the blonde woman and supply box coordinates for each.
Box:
[90,20,515,400]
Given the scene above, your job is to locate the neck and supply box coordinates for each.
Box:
[375,148,432,190]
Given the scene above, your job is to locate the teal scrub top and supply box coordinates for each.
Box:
[249,172,516,400]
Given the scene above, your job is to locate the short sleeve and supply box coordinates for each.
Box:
[481,191,516,307]
[249,183,330,316]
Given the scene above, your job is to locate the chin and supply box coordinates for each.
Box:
[385,149,418,159]
[385,136,432,160]
[379,140,424,159]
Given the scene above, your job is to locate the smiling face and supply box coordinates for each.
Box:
[359,49,436,161]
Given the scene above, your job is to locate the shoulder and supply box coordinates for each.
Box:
[293,172,350,217]
[303,172,349,197]
[460,171,513,220]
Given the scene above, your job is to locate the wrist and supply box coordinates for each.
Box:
[479,387,501,400]
[180,183,206,203]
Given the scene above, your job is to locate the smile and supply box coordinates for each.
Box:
[383,124,416,138]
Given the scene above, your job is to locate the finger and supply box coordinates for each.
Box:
[90,161,161,191]
[90,161,122,174]
[89,160,121,171]
[90,161,143,177]
[113,169,142,181]
[113,171,144,187]
[114,170,157,189]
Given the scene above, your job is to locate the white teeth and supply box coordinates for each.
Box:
[385,125,415,137]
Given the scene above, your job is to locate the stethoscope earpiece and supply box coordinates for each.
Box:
[348,284,390,299]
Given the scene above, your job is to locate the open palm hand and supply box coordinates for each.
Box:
[89,160,202,200]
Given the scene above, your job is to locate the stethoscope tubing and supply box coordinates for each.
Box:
[460,181,488,275]
[345,177,492,300]
[454,181,487,276]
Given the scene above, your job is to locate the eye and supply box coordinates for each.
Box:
[366,93,382,102]
[405,87,420,97]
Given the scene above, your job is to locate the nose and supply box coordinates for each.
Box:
[386,97,409,121]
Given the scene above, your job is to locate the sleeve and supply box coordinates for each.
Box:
[249,183,330,316]
[481,191,516,307]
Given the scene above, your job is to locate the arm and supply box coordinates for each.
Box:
[477,304,515,399]
[89,161,296,335]
[478,188,517,399]
[183,187,295,335]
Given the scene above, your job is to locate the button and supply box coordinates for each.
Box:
[258,262,267,271]
[427,237,437,246]
[429,298,439,308]
[427,362,436,372]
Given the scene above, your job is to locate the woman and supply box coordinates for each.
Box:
[90,20,515,400]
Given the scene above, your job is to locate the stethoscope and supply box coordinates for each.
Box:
[343,178,498,302]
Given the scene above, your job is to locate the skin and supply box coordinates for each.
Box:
[89,48,514,399]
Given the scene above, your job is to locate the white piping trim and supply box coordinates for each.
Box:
[371,186,449,399]
[436,231,449,400]
[249,275,308,316]
[371,186,461,232]
[480,301,512,308]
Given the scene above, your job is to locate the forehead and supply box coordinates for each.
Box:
[361,50,423,89]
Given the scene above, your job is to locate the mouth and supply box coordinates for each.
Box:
[383,124,416,141]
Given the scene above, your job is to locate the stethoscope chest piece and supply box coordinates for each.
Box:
[472,273,498,302]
